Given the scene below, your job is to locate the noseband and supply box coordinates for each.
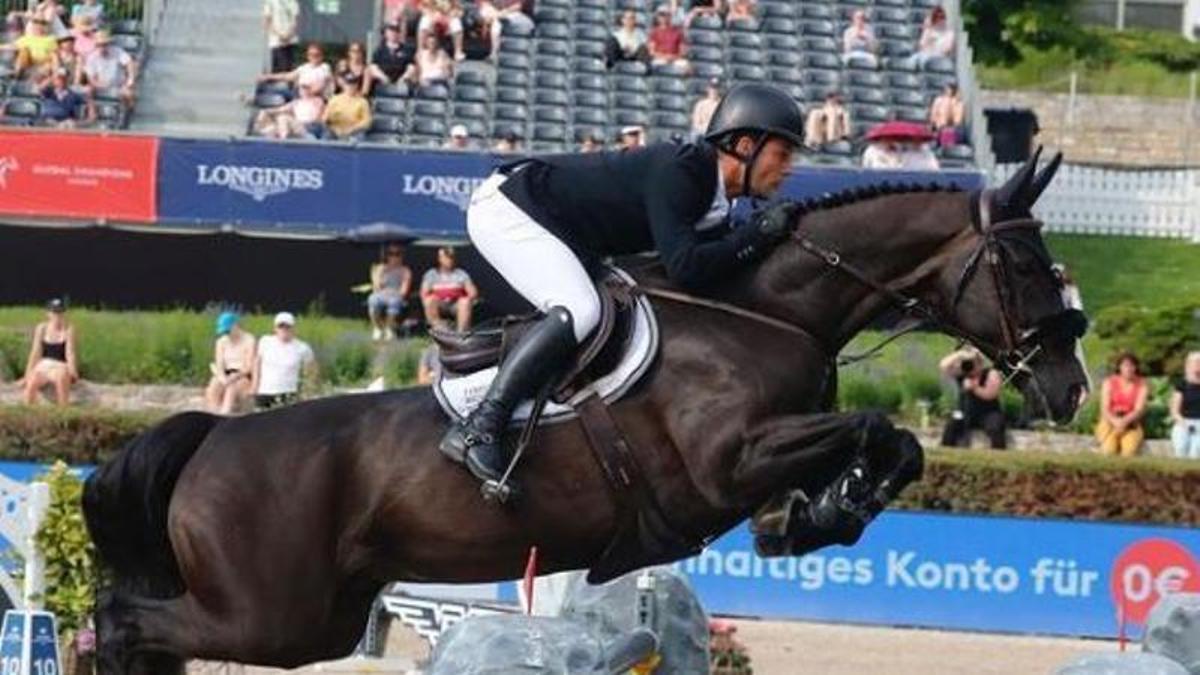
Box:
[794,189,1087,378]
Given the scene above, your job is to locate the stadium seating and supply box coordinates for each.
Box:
[236,0,974,166]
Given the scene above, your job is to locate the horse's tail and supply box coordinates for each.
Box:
[83,411,219,598]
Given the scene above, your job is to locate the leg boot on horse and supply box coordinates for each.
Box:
[439,306,578,486]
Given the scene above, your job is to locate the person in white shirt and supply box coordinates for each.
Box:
[258,43,333,98]
[263,0,301,73]
[251,312,317,409]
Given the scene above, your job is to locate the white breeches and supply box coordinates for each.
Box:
[466,172,602,342]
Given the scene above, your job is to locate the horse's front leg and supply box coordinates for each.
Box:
[734,410,924,558]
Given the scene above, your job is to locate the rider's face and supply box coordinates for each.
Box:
[748,137,796,195]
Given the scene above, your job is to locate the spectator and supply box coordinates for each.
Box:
[804,91,851,149]
[648,7,686,67]
[251,312,317,410]
[417,343,441,385]
[478,0,534,60]
[911,6,954,71]
[862,123,939,170]
[607,10,648,66]
[1171,352,1200,459]
[726,0,755,22]
[684,0,723,27]
[371,22,417,90]
[689,78,720,136]
[939,348,1006,450]
[1095,352,1148,457]
[579,129,605,152]
[205,312,256,415]
[70,0,103,27]
[421,247,478,332]
[258,43,333,98]
[254,82,325,139]
[264,0,300,73]
[54,33,80,83]
[414,31,453,88]
[69,14,96,59]
[40,68,89,127]
[444,123,472,150]
[929,83,965,147]
[14,18,58,80]
[418,0,465,62]
[459,6,494,60]
[322,78,371,141]
[336,41,376,95]
[21,298,77,406]
[492,129,522,153]
[368,244,413,341]
[3,14,22,45]
[618,125,644,150]
[384,0,423,39]
[841,9,878,68]
[27,0,68,38]
[81,30,136,106]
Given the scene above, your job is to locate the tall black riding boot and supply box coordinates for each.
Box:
[439,306,578,483]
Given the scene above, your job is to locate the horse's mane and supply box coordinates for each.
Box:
[790,180,966,226]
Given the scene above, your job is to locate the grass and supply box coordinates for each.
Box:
[977,47,1198,99]
[1045,234,1200,313]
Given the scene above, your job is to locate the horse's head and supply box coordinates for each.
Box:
[946,148,1088,423]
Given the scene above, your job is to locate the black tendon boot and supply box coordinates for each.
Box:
[439,306,578,483]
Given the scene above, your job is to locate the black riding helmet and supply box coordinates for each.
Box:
[704,83,805,197]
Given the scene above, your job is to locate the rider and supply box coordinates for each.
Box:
[440,83,805,485]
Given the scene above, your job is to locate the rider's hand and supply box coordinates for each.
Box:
[753,201,801,246]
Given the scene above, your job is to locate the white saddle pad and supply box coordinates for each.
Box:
[432,279,660,425]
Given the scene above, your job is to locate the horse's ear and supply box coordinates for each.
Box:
[992,145,1042,218]
[1027,150,1062,207]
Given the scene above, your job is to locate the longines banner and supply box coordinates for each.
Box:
[0,130,158,222]
[156,138,494,237]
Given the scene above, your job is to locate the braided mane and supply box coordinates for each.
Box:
[790,180,965,221]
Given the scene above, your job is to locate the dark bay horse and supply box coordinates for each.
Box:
[84,153,1088,673]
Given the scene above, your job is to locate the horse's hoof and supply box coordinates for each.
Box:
[753,533,790,558]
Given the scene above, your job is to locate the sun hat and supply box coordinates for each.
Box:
[273,311,296,327]
[215,311,239,336]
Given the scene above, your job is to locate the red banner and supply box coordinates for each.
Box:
[0,130,158,223]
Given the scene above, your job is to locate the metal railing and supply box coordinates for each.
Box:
[944,0,997,173]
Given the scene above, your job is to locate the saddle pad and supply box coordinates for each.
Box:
[432,285,660,425]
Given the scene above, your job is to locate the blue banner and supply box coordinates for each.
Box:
[157,138,984,239]
[678,511,1200,638]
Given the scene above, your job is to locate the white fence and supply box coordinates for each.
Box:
[992,163,1200,242]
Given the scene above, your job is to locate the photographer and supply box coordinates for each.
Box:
[939,347,1007,450]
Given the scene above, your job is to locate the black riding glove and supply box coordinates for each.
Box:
[732,201,801,262]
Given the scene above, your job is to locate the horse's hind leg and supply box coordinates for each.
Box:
[95,589,241,675]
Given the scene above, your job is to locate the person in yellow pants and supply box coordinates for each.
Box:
[1095,352,1149,457]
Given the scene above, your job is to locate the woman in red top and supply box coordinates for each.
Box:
[648,8,686,67]
[1095,352,1149,457]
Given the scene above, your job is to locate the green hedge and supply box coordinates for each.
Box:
[5,408,1199,526]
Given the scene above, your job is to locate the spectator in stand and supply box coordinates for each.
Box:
[336,41,376,95]
[579,129,604,152]
[607,10,648,66]
[3,14,22,45]
[205,312,256,415]
[258,43,333,98]
[493,128,522,153]
[841,9,878,68]
[421,247,478,332]
[444,123,472,150]
[648,7,686,68]
[384,0,423,38]
[368,244,413,341]
[726,0,755,23]
[254,82,325,139]
[862,123,939,169]
[417,344,441,385]
[418,0,465,62]
[618,125,645,149]
[804,91,851,149]
[322,78,371,141]
[263,0,300,73]
[1171,351,1200,459]
[459,9,492,60]
[81,30,136,106]
[14,18,58,80]
[910,6,954,71]
[939,348,1006,450]
[929,82,965,147]
[21,298,77,407]
[54,33,80,82]
[1095,352,1149,457]
[478,0,534,60]
[415,31,453,88]
[684,0,723,27]
[251,312,317,410]
[689,78,720,137]
[26,1,68,38]
[40,68,88,127]
[371,22,417,91]
[69,14,96,59]
[70,0,104,26]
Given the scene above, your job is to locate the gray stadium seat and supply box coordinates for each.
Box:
[574,56,607,73]
[534,7,570,24]
[691,62,725,79]
[373,82,407,99]
[729,48,764,65]
[10,80,39,98]
[801,5,834,20]
[876,0,908,7]
[849,71,885,88]
[651,61,689,77]
[614,92,650,110]
[495,104,529,122]
[254,92,286,108]
[853,104,890,122]
[690,14,722,30]
[924,56,956,74]
[925,73,957,90]
[537,40,571,57]
[731,65,767,82]
[687,29,722,47]
[613,109,650,127]
[942,144,975,160]
[533,89,570,106]
[534,106,569,124]
[823,139,853,156]
[845,54,878,70]
[804,52,841,70]
[534,72,568,89]
[412,99,448,117]
[763,18,797,35]
[770,67,804,85]
[890,90,927,107]
[456,71,488,87]
[574,41,606,59]
[411,118,447,137]
[801,20,836,36]
[882,40,914,58]
[727,17,759,32]
[760,3,797,19]
[654,94,688,112]
[496,87,529,104]
[372,98,407,116]
[4,99,39,119]
[574,9,608,26]
[880,24,915,40]
[533,123,568,142]
[500,37,532,54]
[453,102,488,120]
[454,85,490,103]
[574,74,607,91]
[364,132,402,145]
[803,37,838,52]
[369,115,405,135]
[888,72,923,90]
[493,121,526,139]
[417,83,449,99]
[113,34,142,56]
[874,7,909,24]
[651,111,689,129]
[574,126,604,142]
[501,21,534,38]
[578,0,606,8]
[112,18,140,34]
[573,91,608,108]
[535,55,570,71]
[574,24,609,42]
[497,70,529,88]
[573,108,609,126]
[614,61,649,76]
[729,33,762,49]
[613,76,649,94]
[885,56,918,72]
[689,46,723,63]
[498,53,531,70]
[850,88,887,104]
[766,34,800,50]
[895,106,928,122]
[780,82,807,102]
[651,78,687,94]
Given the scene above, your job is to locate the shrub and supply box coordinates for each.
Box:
[32,462,98,634]
[0,407,160,465]
[1092,302,1197,377]
[838,375,903,413]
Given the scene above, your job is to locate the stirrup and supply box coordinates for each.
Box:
[479,384,552,506]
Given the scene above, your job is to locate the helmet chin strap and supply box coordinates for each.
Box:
[724,133,770,198]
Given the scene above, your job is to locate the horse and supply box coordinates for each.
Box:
[83,151,1088,673]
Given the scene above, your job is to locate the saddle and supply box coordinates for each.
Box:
[430,267,638,403]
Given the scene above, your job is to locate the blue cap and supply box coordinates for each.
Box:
[215,312,239,336]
